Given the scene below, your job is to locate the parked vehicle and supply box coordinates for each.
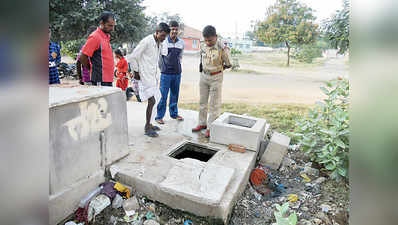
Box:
[58,62,77,79]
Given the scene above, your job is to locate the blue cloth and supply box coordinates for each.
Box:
[49,41,61,84]
[156,73,181,120]
[159,36,184,75]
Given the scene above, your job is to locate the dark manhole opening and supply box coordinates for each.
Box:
[169,142,217,162]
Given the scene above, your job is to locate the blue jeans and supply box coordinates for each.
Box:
[156,73,181,120]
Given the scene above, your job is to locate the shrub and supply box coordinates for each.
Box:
[230,48,242,56]
[294,78,349,180]
[292,43,323,63]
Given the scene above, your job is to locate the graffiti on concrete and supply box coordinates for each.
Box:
[64,98,112,140]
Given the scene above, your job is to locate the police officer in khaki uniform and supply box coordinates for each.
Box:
[192,25,232,138]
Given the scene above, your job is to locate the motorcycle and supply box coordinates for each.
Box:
[58,62,78,80]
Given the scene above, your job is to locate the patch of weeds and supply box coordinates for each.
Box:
[179,103,311,134]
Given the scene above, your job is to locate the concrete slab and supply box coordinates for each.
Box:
[50,86,128,195]
[49,170,105,225]
[113,102,258,224]
[210,112,267,151]
[260,132,291,169]
[50,86,129,224]
[160,158,235,206]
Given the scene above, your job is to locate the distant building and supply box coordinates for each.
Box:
[181,25,202,53]
[226,38,254,53]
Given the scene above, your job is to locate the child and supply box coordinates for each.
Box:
[115,49,129,91]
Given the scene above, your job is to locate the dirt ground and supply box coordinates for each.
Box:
[62,51,349,105]
[178,52,348,105]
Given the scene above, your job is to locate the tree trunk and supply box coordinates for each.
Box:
[286,41,290,67]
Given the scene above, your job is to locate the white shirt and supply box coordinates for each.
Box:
[127,34,162,101]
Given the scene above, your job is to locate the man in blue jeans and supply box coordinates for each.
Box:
[156,21,184,124]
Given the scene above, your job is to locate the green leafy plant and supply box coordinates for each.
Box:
[294,78,349,180]
[292,43,323,63]
[272,202,297,225]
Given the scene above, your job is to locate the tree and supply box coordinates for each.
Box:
[146,12,184,37]
[323,0,349,54]
[256,0,319,66]
[49,0,148,45]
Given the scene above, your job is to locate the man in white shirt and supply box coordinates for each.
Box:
[127,23,170,137]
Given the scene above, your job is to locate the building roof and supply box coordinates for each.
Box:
[182,25,202,40]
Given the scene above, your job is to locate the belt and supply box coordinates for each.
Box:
[204,70,222,75]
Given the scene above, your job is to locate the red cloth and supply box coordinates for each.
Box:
[116,57,129,91]
[81,27,114,82]
[250,168,268,187]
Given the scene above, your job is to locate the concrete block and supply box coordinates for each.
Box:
[257,123,271,161]
[49,86,128,195]
[113,105,259,224]
[159,158,235,206]
[210,113,266,151]
[49,170,105,225]
[260,132,291,170]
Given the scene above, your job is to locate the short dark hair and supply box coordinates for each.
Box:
[156,22,170,34]
[169,20,179,28]
[114,49,123,57]
[99,11,115,24]
[203,25,217,38]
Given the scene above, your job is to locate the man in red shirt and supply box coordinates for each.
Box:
[80,11,115,86]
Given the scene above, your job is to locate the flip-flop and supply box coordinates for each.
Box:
[156,119,165,124]
[145,129,158,137]
[172,115,184,121]
[151,125,161,131]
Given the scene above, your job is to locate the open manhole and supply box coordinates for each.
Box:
[169,142,217,162]
[227,115,256,128]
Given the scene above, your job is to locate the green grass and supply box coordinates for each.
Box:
[179,103,312,134]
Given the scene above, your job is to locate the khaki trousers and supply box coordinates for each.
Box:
[199,72,223,126]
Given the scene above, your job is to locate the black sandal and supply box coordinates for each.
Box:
[151,125,161,131]
[145,128,159,137]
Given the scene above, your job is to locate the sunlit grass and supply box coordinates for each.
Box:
[180,103,312,134]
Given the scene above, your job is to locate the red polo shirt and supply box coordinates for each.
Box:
[82,27,114,83]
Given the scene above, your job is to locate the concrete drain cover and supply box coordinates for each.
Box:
[169,142,217,162]
[228,115,256,128]
[210,112,267,151]
[159,158,235,206]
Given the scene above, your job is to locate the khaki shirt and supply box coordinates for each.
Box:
[200,40,232,73]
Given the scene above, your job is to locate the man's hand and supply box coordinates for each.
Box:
[76,60,82,83]
[134,71,140,80]
[79,53,91,70]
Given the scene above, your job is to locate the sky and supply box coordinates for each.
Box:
[143,0,344,38]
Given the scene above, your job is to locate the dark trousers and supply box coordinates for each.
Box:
[156,73,181,120]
